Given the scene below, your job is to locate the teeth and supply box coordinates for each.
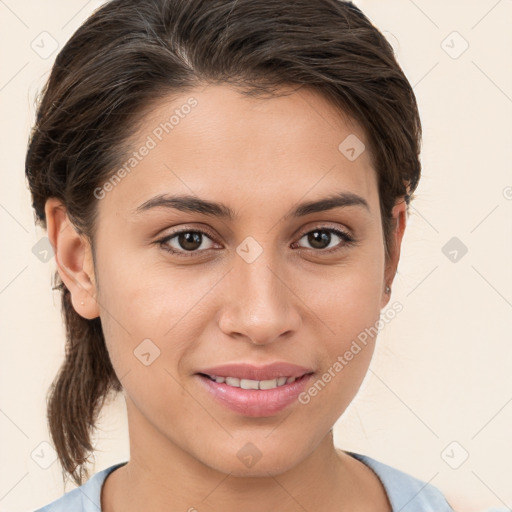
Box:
[241,379,260,390]
[207,374,298,389]
[277,376,287,386]
[259,378,279,390]
[225,376,240,387]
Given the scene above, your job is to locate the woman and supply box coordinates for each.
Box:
[26,0,455,510]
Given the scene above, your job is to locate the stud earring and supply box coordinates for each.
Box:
[385,285,391,294]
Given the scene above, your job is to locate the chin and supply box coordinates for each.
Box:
[203,447,303,478]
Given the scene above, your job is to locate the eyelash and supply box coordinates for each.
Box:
[157,225,356,258]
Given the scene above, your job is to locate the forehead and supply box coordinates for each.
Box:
[98,84,378,218]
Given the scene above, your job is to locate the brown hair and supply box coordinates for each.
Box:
[25,0,422,487]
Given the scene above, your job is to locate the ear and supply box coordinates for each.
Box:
[380,198,407,309]
[45,198,100,319]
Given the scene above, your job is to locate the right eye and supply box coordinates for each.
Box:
[157,228,219,257]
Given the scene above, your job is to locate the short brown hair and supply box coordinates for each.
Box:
[25,0,422,487]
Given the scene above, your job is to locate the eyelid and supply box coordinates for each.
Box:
[159,223,219,241]
[295,221,353,239]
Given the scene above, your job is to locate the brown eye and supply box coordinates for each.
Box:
[157,225,356,259]
[159,229,217,257]
[295,227,355,253]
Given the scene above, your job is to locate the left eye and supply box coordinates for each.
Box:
[294,227,355,252]
[158,226,355,257]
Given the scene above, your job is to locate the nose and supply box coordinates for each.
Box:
[217,251,302,346]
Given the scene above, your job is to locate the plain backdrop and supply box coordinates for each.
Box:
[1,1,511,511]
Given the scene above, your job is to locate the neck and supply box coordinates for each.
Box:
[102,400,374,512]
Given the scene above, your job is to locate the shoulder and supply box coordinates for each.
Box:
[346,451,455,512]
[31,462,128,512]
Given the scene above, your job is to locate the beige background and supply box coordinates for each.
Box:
[1,0,511,511]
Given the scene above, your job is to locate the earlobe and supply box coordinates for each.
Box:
[45,198,100,320]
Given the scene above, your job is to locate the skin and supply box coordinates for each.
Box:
[45,84,407,512]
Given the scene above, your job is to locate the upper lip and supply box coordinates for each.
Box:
[197,362,314,381]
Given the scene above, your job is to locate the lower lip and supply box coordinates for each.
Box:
[196,373,314,417]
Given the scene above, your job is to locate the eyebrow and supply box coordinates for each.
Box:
[131,191,370,220]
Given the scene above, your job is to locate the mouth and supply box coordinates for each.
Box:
[195,371,314,417]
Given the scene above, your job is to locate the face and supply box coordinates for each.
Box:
[48,84,406,477]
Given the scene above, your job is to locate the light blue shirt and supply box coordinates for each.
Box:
[30,451,489,511]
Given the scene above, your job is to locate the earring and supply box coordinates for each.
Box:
[385,285,391,294]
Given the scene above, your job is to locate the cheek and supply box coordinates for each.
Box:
[95,247,216,372]
[296,273,382,420]
[294,247,384,396]
[97,245,179,330]
[296,248,384,342]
